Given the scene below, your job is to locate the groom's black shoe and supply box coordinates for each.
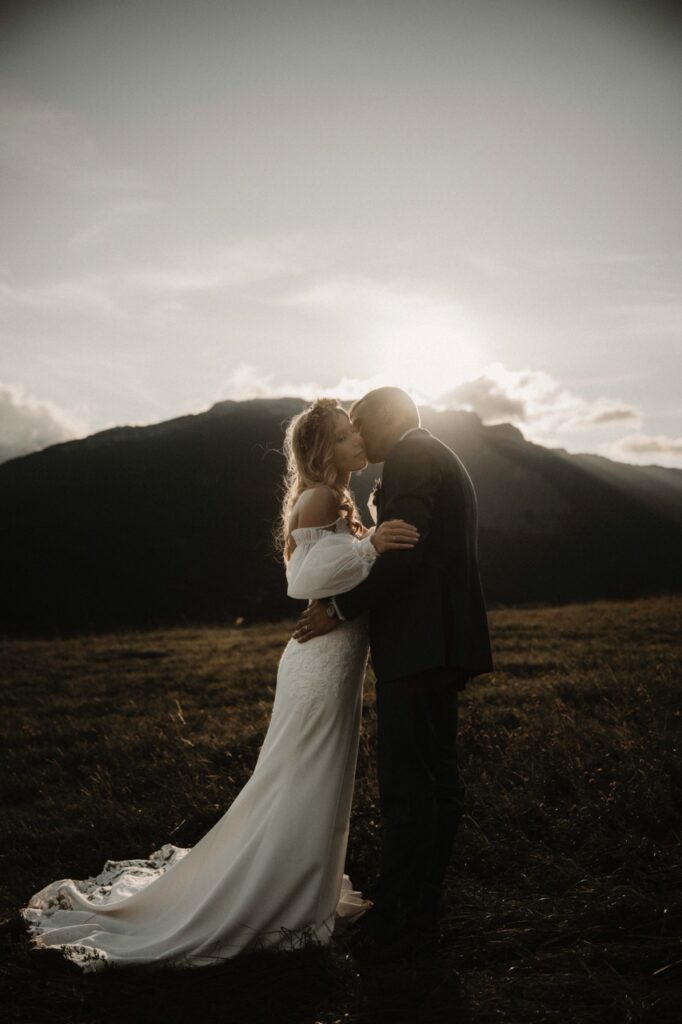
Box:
[349,930,414,965]
[346,908,414,964]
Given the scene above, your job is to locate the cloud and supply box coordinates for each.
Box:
[437,375,528,421]
[214,364,386,405]
[0,276,119,315]
[556,396,642,432]
[614,433,682,456]
[597,431,682,469]
[218,361,651,463]
[216,365,286,401]
[0,382,89,464]
[569,402,641,427]
[0,236,307,319]
[437,362,642,436]
[67,200,157,251]
[0,93,142,197]
[123,236,296,294]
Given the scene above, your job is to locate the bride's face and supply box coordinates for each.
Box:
[331,411,367,476]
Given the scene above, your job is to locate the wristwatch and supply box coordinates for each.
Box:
[325,600,337,619]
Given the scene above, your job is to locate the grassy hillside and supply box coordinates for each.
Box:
[1,595,681,1023]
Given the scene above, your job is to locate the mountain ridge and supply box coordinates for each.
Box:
[1,398,679,634]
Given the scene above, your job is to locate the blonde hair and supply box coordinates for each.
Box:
[276,398,364,561]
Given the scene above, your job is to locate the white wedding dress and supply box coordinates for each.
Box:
[21,517,377,972]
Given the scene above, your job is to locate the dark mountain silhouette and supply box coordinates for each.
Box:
[0,398,680,634]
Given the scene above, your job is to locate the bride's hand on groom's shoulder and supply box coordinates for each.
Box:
[371,519,420,555]
[292,599,338,644]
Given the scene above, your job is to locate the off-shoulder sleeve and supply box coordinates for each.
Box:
[286,529,377,600]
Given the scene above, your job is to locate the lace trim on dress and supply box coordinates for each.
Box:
[21,846,369,972]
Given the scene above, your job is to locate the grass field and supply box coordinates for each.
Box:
[1,595,681,1024]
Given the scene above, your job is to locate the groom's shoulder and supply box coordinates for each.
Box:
[385,428,444,477]
[392,429,468,479]
[394,428,449,463]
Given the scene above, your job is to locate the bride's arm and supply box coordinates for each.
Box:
[287,521,419,601]
[287,530,378,600]
[286,488,418,600]
[285,487,370,600]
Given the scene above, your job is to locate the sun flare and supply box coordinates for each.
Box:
[289,277,489,406]
[366,300,488,404]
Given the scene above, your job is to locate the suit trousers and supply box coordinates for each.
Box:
[366,665,467,935]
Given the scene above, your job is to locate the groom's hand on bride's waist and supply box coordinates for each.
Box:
[292,599,339,643]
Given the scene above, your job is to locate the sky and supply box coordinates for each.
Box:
[1,0,681,467]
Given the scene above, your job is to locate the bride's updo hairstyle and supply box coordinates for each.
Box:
[277,398,364,561]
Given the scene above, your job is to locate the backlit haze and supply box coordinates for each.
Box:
[1,0,681,466]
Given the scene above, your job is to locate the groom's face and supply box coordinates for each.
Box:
[351,402,392,463]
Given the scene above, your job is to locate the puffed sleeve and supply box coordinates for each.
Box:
[286,529,377,600]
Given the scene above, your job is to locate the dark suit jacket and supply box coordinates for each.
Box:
[334,427,493,683]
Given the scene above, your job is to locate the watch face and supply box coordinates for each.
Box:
[326,602,335,617]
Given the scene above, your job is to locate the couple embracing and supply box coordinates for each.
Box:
[22,387,493,971]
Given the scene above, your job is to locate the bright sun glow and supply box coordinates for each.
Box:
[284,277,489,405]
[356,291,488,404]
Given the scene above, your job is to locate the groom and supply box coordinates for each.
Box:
[293,386,493,945]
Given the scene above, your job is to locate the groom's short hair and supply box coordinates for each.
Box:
[350,387,420,430]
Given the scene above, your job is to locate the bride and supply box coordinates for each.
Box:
[20,397,419,972]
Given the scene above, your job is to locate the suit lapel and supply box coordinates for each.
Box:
[375,427,434,524]
[377,427,431,523]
